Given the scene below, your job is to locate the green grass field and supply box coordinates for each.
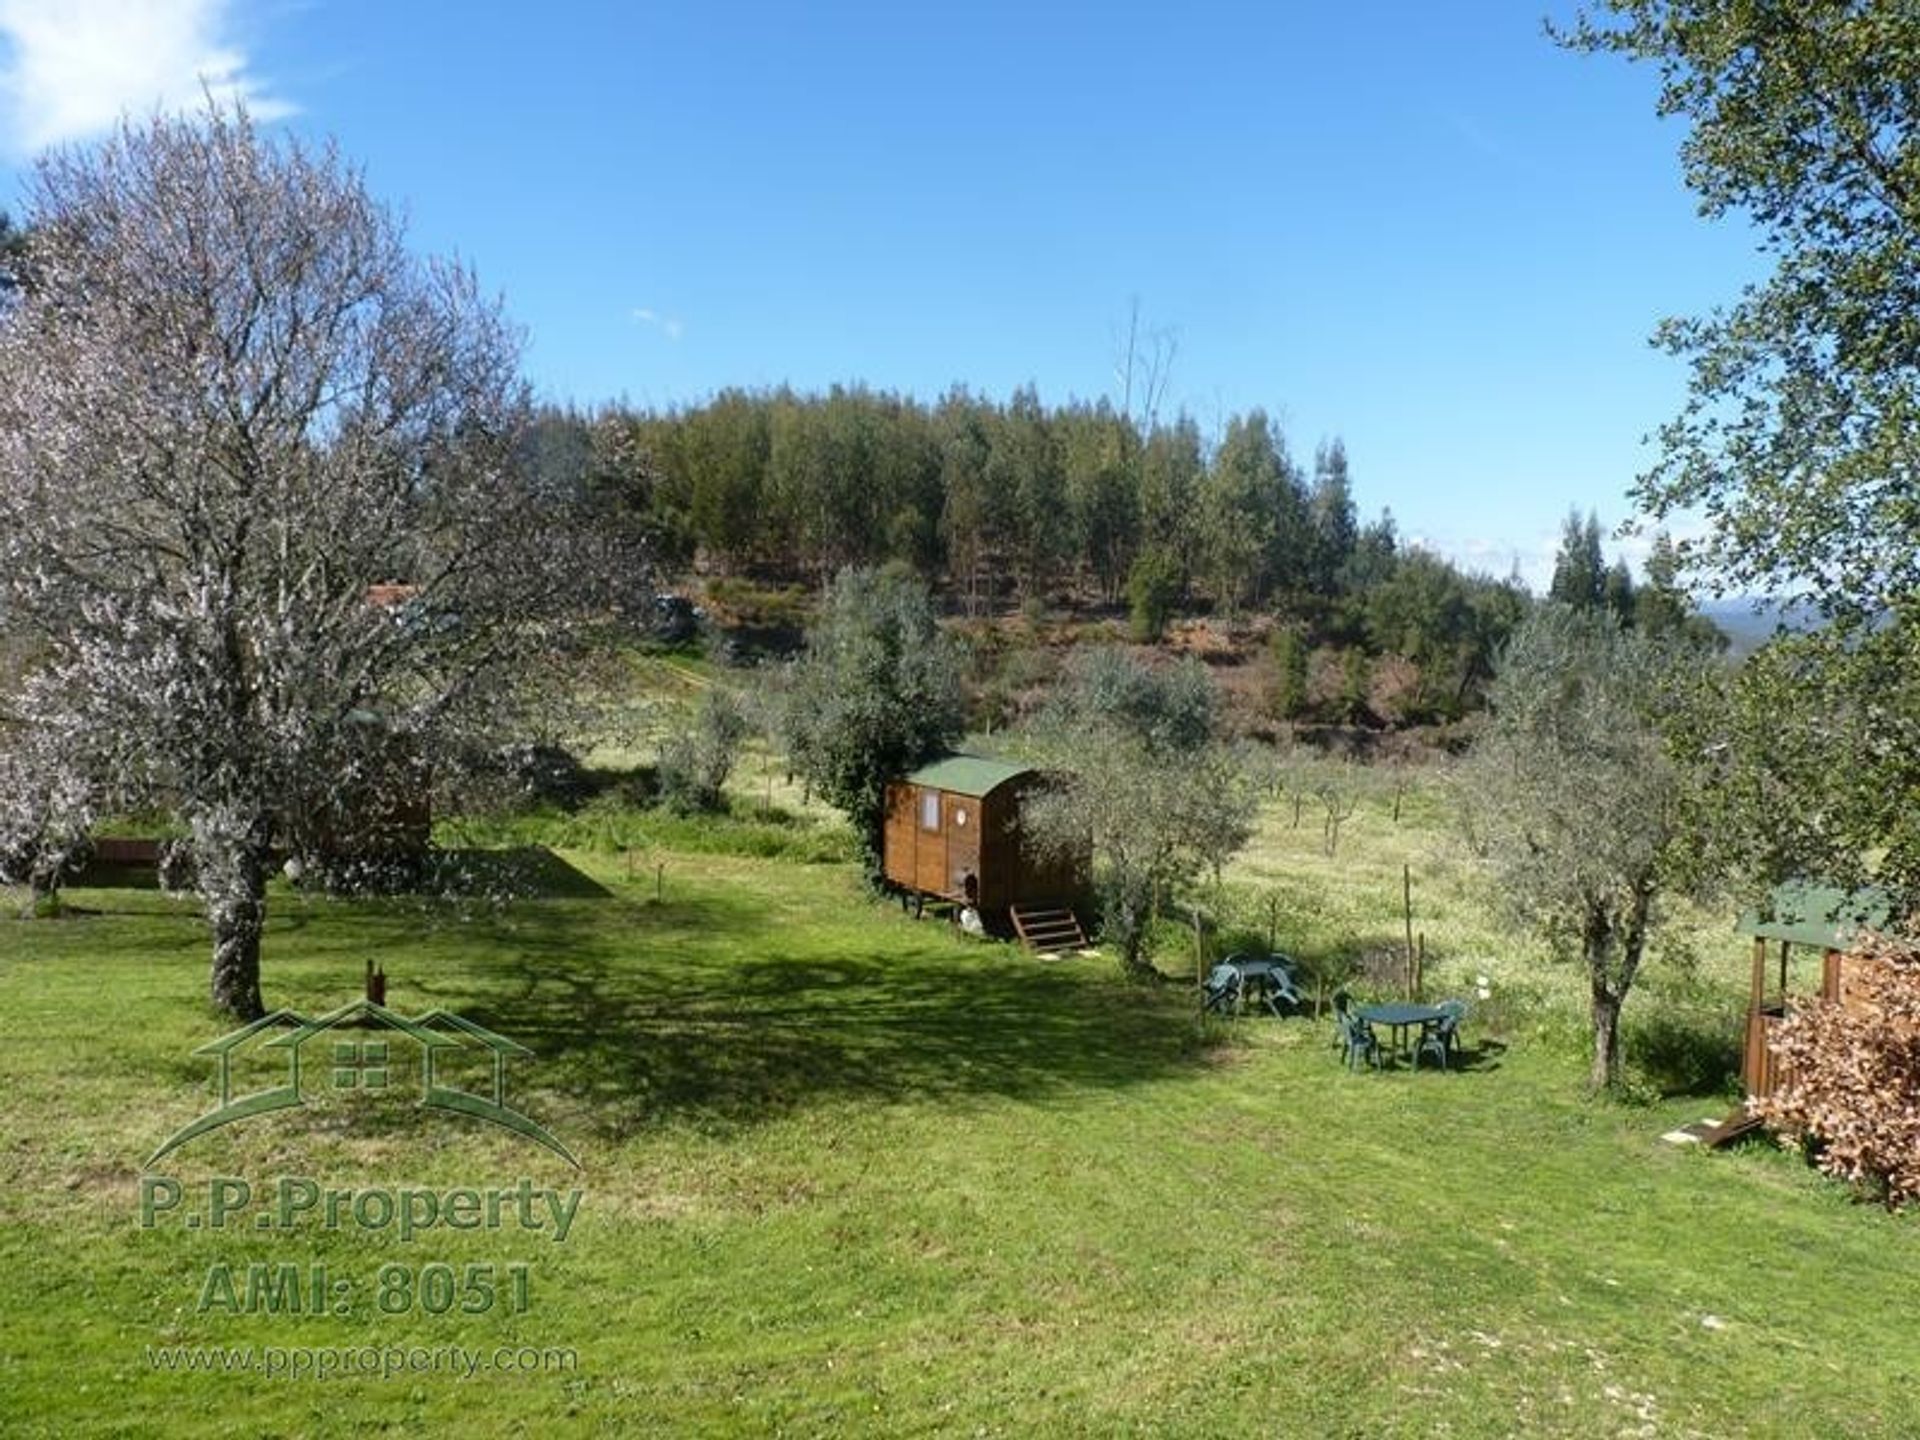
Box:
[3,777,1917,1436]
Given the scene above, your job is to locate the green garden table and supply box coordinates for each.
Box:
[1355,1002,1447,1064]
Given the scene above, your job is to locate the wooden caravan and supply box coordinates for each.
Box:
[883,755,1090,948]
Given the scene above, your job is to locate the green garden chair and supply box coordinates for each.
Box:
[1415,1001,1467,1070]
[1340,1009,1381,1071]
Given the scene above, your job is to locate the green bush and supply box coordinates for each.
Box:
[1127,550,1180,642]
[658,688,749,814]
[1268,626,1309,721]
[1624,1006,1742,1099]
[439,793,856,866]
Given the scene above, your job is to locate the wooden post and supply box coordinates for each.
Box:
[1414,933,1425,1001]
[1743,935,1768,1097]
[1192,903,1206,985]
[1778,940,1790,1005]
[655,862,665,904]
[1403,865,1416,999]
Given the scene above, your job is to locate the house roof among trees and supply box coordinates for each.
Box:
[903,755,1035,798]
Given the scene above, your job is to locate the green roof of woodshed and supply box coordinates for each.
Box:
[902,755,1036,797]
[1736,880,1895,949]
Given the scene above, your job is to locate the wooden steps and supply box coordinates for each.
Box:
[1661,1108,1767,1149]
[1011,904,1088,953]
[1699,1108,1767,1149]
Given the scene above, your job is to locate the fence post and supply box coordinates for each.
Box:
[1403,864,1416,999]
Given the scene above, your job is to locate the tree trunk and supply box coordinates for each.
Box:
[26,864,56,915]
[22,879,52,919]
[199,815,270,1021]
[1113,889,1152,980]
[857,808,888,893]
[1587,883,1652,1094]
[1589,983,1624,1093]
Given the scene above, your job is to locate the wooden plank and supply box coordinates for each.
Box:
[882,783,917,889]
[91,837,160,865]
[914,789,948,895]
[1701,1109,1766,1149]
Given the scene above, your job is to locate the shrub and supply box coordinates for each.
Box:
[1624,1006,1742,1098]
[1267,625,1309,722]
[1367,653,1422,727]
[1348,943,1405,994]
[1756,929,1920,1206]
[1140,913,1201,975]
[1213,927,1272,961]
[468,741,596,811]
[1127,549,1180,642]
[658,688,749,814]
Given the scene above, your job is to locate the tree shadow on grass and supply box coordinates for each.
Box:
[428,847,612,900]
[442,903,1217,1139]
[1627,1009,1743,1099]
[1440,1038,1507,1074]
[67,862,162,891]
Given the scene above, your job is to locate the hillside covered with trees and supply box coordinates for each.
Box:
[524,388,1714,733]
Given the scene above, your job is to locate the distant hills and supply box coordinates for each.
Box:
[1696,596,1823,657]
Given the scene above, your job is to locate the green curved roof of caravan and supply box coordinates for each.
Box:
[903,755,1036,798]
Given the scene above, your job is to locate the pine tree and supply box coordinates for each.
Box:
[1307,439,1358,597]
[1548,509,1607,610]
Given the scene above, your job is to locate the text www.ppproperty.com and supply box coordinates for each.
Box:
[144,1342,579,1381]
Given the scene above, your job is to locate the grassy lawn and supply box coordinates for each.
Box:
[2,787,1917,1436]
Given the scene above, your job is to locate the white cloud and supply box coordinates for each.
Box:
[0,0,293,158]
[630,307,684,342]
[1417,510,1717,597]
[1412,530,1557,594]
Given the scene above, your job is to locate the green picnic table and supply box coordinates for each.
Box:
[1354,1002,1448,1064]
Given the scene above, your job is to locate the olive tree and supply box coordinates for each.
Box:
[1022,651,1257,979]
[1456,606,1699,1092]
[0,105,616,1018]
[780,565,965,880]
[658,687,750,815]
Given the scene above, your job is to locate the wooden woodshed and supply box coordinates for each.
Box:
[882,755,1090,949]
[1697,880,1893,1147]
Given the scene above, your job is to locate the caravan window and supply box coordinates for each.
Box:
[920,791,940,831]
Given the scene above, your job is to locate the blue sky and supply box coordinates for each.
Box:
[0,1,1763,590]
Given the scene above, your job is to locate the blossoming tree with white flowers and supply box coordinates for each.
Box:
[0,104,622,1018]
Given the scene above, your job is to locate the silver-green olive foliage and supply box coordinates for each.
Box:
[780,566,966,881]
[1459,605,1695,1091]
[1022,650,1257,979]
